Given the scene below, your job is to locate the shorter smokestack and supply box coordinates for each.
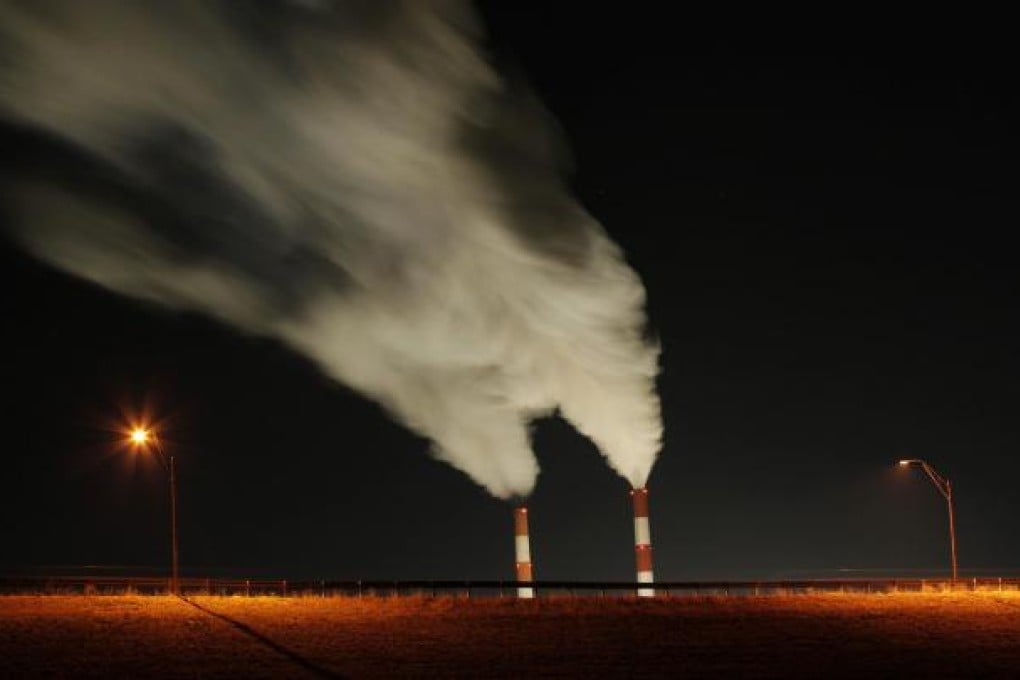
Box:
[631,487,654,597]
[514,505,534,599]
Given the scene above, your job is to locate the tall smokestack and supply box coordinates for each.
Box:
[514,506,534,599]
[631,487,654,597]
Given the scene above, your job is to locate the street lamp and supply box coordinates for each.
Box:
[130,427,179,595]
[898,458,957,581]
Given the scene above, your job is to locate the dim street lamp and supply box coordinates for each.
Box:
[897,458,957,582]
[130,427,179,595]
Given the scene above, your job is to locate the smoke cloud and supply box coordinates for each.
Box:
[0,1,661,498]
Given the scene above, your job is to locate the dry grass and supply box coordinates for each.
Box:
[3,592,1020,678]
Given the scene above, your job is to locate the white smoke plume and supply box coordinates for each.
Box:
[0,1,661,498]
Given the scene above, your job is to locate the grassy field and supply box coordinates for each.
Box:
[2,593,1020,678]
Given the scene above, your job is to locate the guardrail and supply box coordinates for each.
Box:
[1,576,1019,597]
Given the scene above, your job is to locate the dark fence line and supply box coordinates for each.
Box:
[1,576,1019,597]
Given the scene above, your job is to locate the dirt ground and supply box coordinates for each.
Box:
[2,593,1020,678]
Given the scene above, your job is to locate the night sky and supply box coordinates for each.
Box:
[1,6,1017,582]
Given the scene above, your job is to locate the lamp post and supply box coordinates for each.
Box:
[898,458,957,582]
[131,428,179,595]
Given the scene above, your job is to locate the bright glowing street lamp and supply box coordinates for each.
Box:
[897,458,957,581]
[130,427,179,595]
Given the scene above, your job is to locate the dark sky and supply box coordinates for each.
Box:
[1,6,1017,581]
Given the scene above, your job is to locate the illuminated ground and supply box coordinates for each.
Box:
[2,593,1020,677]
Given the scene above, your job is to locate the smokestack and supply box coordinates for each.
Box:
[631,487,654,597]
[514,506,534,599]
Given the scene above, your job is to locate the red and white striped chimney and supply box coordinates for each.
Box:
[631,487,654,597]
[514,506,534,599]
